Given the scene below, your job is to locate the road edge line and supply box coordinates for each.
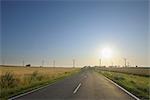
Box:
[73,83,81,94]
[8,82,57,100]
[103,76,140,100]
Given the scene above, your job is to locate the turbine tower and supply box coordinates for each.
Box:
[73,59,75,68]
[53,60,55,67]
[123,58,127,67]
[99,59,101,67]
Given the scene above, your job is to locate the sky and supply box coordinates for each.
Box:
[1,0,149,67]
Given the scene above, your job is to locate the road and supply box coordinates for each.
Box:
[14,69,134,100]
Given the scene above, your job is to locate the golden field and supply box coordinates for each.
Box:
[0,66,78,78]
[0,65,79,100]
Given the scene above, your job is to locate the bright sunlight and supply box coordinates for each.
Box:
[101,47,113,59]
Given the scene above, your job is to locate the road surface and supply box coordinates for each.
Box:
[14,69,134,100]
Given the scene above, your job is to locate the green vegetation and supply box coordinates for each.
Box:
[98,71,150,99]
[0,67,80,100]
[97,67,150,77]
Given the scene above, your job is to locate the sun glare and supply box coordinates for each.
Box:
[101,47,112,58]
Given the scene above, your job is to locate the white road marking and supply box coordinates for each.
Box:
[73,83,81,94]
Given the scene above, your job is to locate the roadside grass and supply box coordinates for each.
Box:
[98,71,150,100]
[0,67,80,100]
[97,67,150,77]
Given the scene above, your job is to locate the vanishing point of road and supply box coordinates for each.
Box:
[14,69,134,100]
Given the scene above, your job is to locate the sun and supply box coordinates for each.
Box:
[101,47,112,58]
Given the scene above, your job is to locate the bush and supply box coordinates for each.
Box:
[28,71,47,83]
[0,72,19,88]
[130,80,135,84]
[30,71,39,81]
[22,71,49,86]
[65,72,68,74]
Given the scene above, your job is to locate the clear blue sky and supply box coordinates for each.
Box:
[1,0,149,67]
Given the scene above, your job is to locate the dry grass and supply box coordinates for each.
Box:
[0,66,79,100]
[0,66,78,78]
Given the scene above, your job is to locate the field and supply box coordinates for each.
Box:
[0,66,78,77]
[97,67,150,77]
[97,70,150,99]
[0,66,80,100]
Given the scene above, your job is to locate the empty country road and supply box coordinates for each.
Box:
[13,69,134,100]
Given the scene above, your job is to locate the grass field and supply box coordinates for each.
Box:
[97,67,150,77]
[0,66,80,100]
[98,70,150,99]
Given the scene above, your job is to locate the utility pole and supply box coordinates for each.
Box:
[2,59,5,66]
[42,60,44,67]
[99,59,101,67]
[127,62,130,67]
[53,60,55,67]
[22,60,24,67]
[112,61,113,67]
[123,58,127,67]
[73,59,75,68]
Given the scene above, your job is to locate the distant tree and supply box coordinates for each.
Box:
[136,65,138,67]
[26,64,31,67]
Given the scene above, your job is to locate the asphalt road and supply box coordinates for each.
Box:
[14,69,134,100]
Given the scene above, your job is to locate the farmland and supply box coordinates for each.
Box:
[0,65,78,77]
[97,67,150,77]
[0,66,80,100]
